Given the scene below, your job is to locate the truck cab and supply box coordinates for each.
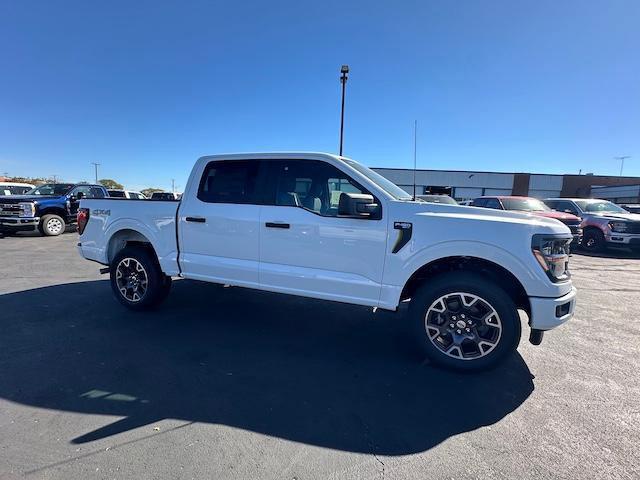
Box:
[77,153,576,371]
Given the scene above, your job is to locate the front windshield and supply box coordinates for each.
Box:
[575,200,627,213]
[501,198,550,212]
[342,158,413,200]
[25,183,74,196]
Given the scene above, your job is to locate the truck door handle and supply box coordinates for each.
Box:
[186,216,206,223]
[265,222,290,229]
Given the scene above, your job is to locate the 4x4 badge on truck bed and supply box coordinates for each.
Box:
[92,209,111,216]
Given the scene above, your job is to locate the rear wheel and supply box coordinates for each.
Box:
[110,246,172,310]
[38,214,65,236]
[408,272,521,372]
[582,228,606,253]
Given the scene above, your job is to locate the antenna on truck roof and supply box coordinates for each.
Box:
[412,120,417,201]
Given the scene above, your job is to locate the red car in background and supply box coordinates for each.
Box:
[470,196,583,246]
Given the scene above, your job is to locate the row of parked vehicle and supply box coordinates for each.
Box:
[0,182,180,236]
[2,179,639,252]
[418,194,640,253]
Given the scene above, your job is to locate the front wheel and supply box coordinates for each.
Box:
[110,246,172,310]
[581,228,606,253]
[408,272,521,372]
[38,214,66,236]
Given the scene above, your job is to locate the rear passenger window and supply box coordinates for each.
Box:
[90,187,105,198]
[198,160,260,204]
[485,198,502,209]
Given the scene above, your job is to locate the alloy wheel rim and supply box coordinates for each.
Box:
[47,218,63,234]
[115,258,148,302]
[424,292,502,360]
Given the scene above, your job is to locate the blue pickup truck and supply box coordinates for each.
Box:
[0,183,109,236]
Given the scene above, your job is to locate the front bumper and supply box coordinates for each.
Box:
[605,232,640,247]
[571,229,583,245]
[528,286,577,331]
[0,216,39,232]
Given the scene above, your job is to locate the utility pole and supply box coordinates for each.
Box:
[171,179,175,194]
[90,162,100,184]
[338,65,349,156]
[413,120,417,200]
[614,156,630,176]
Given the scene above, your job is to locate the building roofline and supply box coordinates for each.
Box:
[371,166,640,180]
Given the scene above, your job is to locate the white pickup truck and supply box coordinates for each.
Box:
[77,152,576,371]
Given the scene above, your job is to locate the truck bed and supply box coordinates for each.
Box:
[77,198,181,275]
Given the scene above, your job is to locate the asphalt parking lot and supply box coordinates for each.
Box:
[1,233,639,480]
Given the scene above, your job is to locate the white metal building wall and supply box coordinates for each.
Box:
[373,168,514,199]
[591,184,640,202]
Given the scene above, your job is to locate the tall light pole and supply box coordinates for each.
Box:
[171,179,175,194]
[339,65,349,156]
[91,162,100,183]
[614,156,630,176]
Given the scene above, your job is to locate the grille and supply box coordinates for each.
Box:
[624,222,640,234]
[560,220,582,234]
[0,204,21,217]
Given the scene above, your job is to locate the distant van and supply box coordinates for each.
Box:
[0,182,35,196]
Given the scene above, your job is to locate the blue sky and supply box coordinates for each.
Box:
[1,0,638,191]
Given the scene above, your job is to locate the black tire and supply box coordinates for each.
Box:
[581,228,606,253]
[110,246,172,310]
[38,214,66,236]
[408,272,521,372]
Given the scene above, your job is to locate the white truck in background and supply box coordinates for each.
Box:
[77,152,576,371]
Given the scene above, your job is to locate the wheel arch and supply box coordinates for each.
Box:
[39,207,69,222]
[100,215,179,275]
[107,228,158,265]
[400,256,531,317]
[583,224,606,235]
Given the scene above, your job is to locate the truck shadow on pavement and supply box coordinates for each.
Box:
[0,279,534,455]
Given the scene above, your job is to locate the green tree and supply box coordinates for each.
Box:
[99,179,124,189]
[141,187,163,198]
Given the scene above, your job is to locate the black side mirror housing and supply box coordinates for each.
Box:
[76,192,84,200]
[338,192,380,218]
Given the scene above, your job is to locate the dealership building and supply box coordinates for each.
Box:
[372,167,640,202]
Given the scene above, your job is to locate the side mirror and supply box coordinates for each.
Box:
[338,192,379,218]
[76,192,84,200]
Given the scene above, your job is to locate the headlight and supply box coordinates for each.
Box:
[18,202,35,218]
[531,234,571,282]
[608,221,628,233]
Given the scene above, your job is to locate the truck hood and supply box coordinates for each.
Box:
[0,195,63,203]
[530,211,581,222]
[396,201,571,235]
[585,212,640,222]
